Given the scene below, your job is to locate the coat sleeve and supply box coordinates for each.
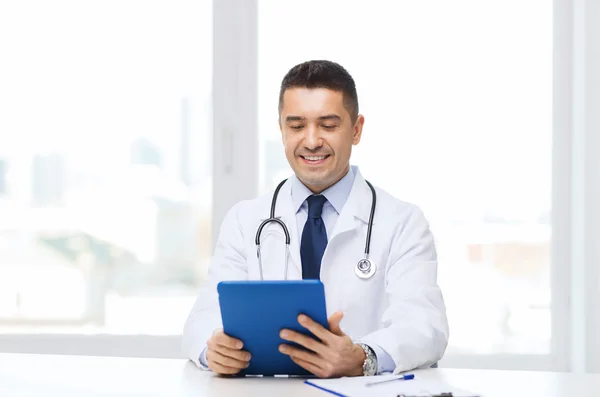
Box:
[181,202,249,368]
[357,205,449,373]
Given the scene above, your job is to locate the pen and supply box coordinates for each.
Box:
[397,394,453,397]
[365,373,415,387]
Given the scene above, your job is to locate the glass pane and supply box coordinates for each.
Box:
[258,0,552,354]
[0,0,212,335]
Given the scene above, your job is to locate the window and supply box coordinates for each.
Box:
[258,0,553,355]
[4,0,597,371]
[0,0,212,335]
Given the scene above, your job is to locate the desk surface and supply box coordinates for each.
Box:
[1,353,599,396]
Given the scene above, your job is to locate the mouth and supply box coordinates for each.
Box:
[299,154,330,165]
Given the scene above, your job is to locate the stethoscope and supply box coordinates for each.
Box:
[255,178,377,281]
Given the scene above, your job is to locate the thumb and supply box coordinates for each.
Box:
[328,311,345,336]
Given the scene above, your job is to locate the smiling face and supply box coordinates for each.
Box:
[279,87,364,193]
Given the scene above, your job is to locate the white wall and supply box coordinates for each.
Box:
[212,0,259,247]
[582,0,600,373]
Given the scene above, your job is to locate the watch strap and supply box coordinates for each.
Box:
[357,343,377,376]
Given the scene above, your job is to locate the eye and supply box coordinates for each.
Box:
[322,124,337,130]
[290,125,304,130]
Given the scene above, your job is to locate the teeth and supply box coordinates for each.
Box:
[305,156,326,161]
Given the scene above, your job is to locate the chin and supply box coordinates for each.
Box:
[293,162,339,185]
[298,168,327,179]
[299,174,334,189]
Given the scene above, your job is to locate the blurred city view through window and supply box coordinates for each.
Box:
[258,0,552,354]
[0,1,212,334]
[0,0,552,354]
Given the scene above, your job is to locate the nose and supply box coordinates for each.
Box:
[303,124,323,151]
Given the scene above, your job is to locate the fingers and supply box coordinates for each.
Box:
[214,345,251,362]
[278,344,322,366]
[207,329,250,376]
[296,314,334,343]
[327,312,344,336]
[207,343,251,366]
[207,349,250,370]
[207,330,250,361]
[212,329,244,350]
[206,348,243,376]
[290,356,331,378]
[208,359,242,376]
[280,329,328,356]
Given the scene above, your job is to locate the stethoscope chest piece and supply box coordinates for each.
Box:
[355,258,377,279]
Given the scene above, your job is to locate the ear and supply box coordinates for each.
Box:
[279,118,285,143]
[352,114,365,145]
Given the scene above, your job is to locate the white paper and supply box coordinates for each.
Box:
[305,374,477,397]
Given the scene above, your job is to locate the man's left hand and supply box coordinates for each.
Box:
[278,312,366,378]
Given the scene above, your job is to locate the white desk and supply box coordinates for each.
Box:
[1,353,599,396]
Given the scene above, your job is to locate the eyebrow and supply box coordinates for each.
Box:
[285,114,342,122]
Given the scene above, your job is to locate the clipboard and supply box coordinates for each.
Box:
[304,374,480,397]
[217,280,328,376]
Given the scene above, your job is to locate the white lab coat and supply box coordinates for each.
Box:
[182,169,449,373]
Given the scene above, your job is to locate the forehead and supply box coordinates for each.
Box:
[280,87,347,118]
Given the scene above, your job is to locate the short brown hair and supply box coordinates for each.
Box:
[278,60,359,122]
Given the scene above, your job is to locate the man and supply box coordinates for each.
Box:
[182,60,448,377]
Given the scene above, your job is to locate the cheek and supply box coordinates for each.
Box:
[283,136,298,157]
[331,135,352,156]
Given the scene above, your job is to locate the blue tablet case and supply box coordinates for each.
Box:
[217,280,328,376]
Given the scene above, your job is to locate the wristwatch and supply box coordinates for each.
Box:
[357,343,377,376]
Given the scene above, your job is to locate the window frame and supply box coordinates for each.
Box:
[0,0,258,360]
[2,0,600,373]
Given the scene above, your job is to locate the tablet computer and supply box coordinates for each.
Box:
[217,280,328,376]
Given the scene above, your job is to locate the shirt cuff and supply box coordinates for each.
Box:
[368,343,395,374]
[198,347,209,369]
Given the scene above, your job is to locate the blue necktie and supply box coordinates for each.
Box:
[300,195,328,279]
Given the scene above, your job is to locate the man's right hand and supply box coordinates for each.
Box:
[206,328,251,375]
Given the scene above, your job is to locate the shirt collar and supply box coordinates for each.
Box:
[291,165,356,215]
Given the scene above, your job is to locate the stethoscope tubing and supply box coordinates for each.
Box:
[255,178,376,280]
